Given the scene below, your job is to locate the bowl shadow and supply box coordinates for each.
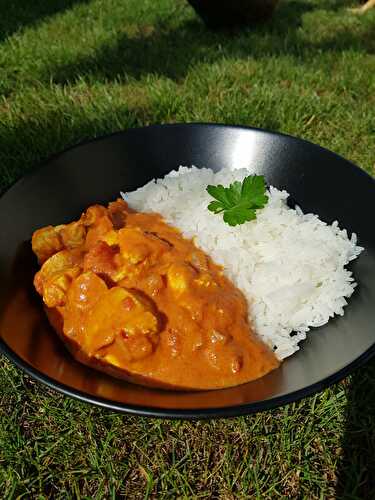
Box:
[0,0,91,43]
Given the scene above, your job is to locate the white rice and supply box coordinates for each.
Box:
[122,166,363,360]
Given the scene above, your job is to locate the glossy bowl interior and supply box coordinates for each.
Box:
[0,123,374,418]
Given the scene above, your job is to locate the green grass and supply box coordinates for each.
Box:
[0,0,374,497]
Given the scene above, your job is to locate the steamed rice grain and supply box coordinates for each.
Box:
[123,166,363,360]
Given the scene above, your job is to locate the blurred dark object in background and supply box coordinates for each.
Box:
[351,0,375,13]
[187,0,280,29]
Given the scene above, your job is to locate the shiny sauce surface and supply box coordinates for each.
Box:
[32,200,279,390]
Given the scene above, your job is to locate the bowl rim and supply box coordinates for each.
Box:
[1,122,374,419]
[2,336,375,419]
[1,122,374,199]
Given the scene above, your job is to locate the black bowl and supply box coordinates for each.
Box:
[0,123,374,419]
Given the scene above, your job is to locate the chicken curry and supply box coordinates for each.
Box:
[32,199,279,390]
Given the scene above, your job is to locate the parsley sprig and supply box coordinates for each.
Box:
[206,174,268,227]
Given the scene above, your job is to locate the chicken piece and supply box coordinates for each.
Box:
[82,287,159,355]
[100,229,119,247]
[194,272,218,290]
[114,227,172,285]
[63,271,109,340]
[81,205,107,226]
[63,272,160,364]
[66,271,108,311]
[115,333,155,362]
[166,262,197,294]
[118,227,151,264]
[60,221,86,249]
[83,240,118,282]
[143,273,165,297]
[108,199,129,229]
[32,225,64,264]
[118,227,170,265]
[34,248,82,285]
[34,248,83,305]
[42,267,81,307]
[85,215,113,249]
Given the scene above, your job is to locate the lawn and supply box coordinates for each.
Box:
[0,0,374,497]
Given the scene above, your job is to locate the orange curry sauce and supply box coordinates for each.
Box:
[32,199,279,390]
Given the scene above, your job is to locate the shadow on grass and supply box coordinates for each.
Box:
[336,359,375,498]
[48,0,374,86]
[1,82,283,194]
[0,0,90,42]
[0,105,146,194]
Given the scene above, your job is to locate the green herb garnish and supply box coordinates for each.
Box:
[206,174,268,227]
